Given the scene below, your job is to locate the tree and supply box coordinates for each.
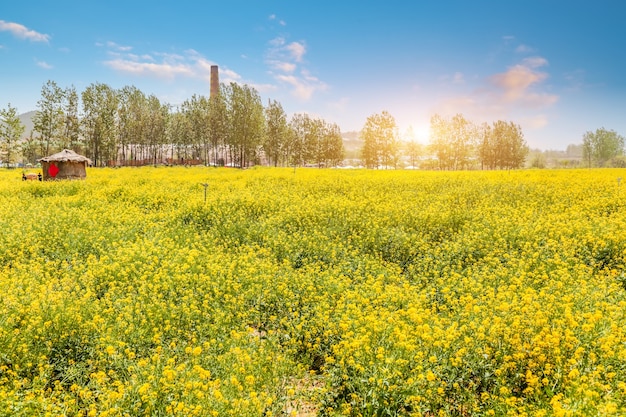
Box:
[402,126,423,168]
[319,121,345,167]
[224,83,265,167]
[207,86,228,166]
[582,128,625,167]
[289,113,312,167]
[22,131,39,165]
[429,114,476,170]
[61,85,81,151]
[287,114,345,168]
[264,99,289,166]
[82,82,118,166]
[167,109,192,162]
[33,80,65,156]
[144,95,169,165]
[405,141,423,168]
[479,120,528,169]
[181,94,210,163]
[566,143,583,158]
[303,117,324,166]
[117,86,147,163]
[500,121,528,169]
[360,111,400,169]
[428,115,452,170]
[0,103,25,167]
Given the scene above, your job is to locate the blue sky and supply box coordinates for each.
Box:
[1,0,625,150]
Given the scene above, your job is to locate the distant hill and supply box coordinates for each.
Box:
[19,111,36,138]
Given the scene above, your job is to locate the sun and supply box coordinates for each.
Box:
[414,124,431,143]
[404,123,431,143]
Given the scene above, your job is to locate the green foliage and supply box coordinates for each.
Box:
[225,82,265,167]
[0,103,25,167]
[81,82,119,166]
[289,113,345,168]
[264,100,289,167]
[582,127,625,167]
[429,114,476,170]
[33,80,65,157]
[360,111,400,169]
[530,153,546,169]
[479,120,528,169]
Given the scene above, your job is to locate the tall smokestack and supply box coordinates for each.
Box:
[210,65,219,97]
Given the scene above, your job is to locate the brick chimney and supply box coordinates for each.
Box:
[210,65,219,97]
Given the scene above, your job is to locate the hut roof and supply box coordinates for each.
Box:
[38,149,92,164]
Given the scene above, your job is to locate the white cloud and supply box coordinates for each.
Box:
[269,36,285,48]
[101,44,245,86]
[275,73,327,100]
[125,53,143,62]
[433,55,559,134]
[219,67,242,84]
[193,56,214,73]
[268,14,286,26]
[267,37,307,63]
[489,59,557,107]
[265,35,326,100]
[106,41,132,51]
[154,51,186,64]
[35,59,52,69]
[104,59,194,78]
[0,20,50,42]
[490,65,547,100]
[275,74,315,100]
[516,44,534,53]
[268,60,297,73]
[249,83,277,94]
[285,41,306,62]
[521,56,548,68]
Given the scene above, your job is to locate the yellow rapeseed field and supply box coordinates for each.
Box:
[0,167,625,416]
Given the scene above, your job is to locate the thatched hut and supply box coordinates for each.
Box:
[38,149,92,180]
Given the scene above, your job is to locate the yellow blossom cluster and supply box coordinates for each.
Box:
[1,167,625,416]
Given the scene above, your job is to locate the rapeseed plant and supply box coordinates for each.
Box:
[0,167,625,415]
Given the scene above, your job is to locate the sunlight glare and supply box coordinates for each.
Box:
[415,124,430,143]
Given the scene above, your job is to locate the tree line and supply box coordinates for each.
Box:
[360,111,529,170]
[0,80,345,168]
[2,79,623,170]
[360,111,625,170]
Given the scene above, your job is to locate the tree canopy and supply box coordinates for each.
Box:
[0,103,25,167]
[479,120,528,170]
[4,79,345,168]
[582,127,625,167]
[5,79,623,171]
[360,111,400,169]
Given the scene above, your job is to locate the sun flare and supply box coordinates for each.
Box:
[415,124,431,143]
[404,124,431,143]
